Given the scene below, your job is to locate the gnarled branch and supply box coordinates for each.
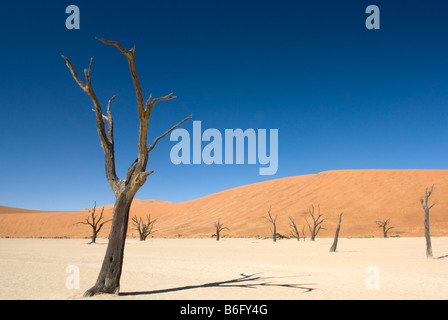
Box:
[148,114,192,153]
[105,95,118,144]
[62,55,120,191]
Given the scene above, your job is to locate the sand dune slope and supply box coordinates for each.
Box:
[1,170,447,238]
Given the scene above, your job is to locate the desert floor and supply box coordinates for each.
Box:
[0,237,447,300]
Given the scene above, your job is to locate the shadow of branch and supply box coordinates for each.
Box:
[120,273,315,297]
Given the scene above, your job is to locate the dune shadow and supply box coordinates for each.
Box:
[120,273,315,297]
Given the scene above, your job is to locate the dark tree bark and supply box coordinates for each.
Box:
[63,38,191,297]
[214,219,228,241]
[375,219,394,238]
[263,206,278,242]
[329,213,343,252]
[76,202,111,244]
[131,214,157,241]
[420,184,435,259]
[305,205,326,241]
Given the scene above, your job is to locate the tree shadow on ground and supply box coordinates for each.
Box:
[120,273,315,297]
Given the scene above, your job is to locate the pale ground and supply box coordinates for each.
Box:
[0,237,447,300]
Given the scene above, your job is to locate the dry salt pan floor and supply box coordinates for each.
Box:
[0,237,447,300]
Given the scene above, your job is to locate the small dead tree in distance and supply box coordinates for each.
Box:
[420,184,436,259]
[63,38,191,296]
[305,205,326,241]
[76,202,111,244]
[289,216,302,241]
[213,219,228,241]
[376,219,394,238]
[329,213,343,252]
[263,206,278,242]
[131,214,157,241]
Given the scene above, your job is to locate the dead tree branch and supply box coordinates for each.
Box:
[263,206,278,242]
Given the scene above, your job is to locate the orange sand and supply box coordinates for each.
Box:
[1,170,447,239]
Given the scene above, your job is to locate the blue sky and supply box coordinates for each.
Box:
[0,1,447,210]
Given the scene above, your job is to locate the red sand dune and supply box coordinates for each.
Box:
[1,170,447,239]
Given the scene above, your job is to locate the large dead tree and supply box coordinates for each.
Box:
[131,214,157,241]
[305,205,326,241]
[420,184,435,259]
[376,219,394,238]
[76,202,111,244]
[263,206,278,242]
[329,213,343,252]
[63,38,191,296]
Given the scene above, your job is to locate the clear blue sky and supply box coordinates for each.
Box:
[0,1,447,210]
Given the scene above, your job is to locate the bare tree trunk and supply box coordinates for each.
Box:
[263,207,277,242]
[420,185,435,259]
[289,216,301,241]
[63,38,191,297]
[424,214,432,258]
[91,230,98,244]
[84,192,134,296]
[329,213,343,252]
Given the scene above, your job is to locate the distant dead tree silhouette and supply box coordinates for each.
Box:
[263,207,278,242]
[376,219,394,238]
[213,219,228,241]
[329,213,343,252]
[63,38,191,297]
[131,214,157,241]
[305,205,326,241]
[76,202,111,244]
[289,216,303,241]
[420,184,436,258]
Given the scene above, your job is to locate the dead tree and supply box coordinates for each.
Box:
[420,184,435,258]
[131,214,157,241]
[376,219,394,238]
[289,216,301,241]
[263,207,278,242]
[329,213,343,252]
[76,202,111,244]
[305,205,326,241]
[213,219,228,241]
[63,38,191,297]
